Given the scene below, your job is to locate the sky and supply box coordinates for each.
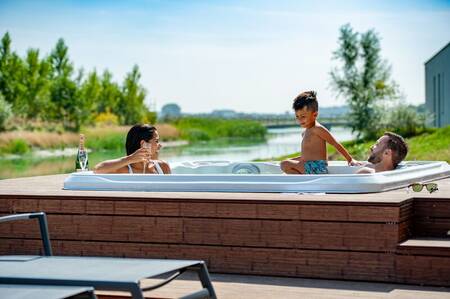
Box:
[0,0,449,113]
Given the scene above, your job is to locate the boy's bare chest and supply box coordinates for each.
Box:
[301,130,324,148]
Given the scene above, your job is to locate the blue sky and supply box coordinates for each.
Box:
[1,0,449,113]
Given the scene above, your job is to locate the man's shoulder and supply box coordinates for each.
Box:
[356,165,375,174]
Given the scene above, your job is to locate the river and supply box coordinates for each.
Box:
[160,126,354,162]
[0,126,354,179]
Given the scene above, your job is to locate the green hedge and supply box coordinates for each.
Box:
[172,117,267,142]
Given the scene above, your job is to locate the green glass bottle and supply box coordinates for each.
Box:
[75,134,89,171]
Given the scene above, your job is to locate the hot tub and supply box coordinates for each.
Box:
[63,161,450,193]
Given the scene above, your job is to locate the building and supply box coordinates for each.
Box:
[425,42,450,127]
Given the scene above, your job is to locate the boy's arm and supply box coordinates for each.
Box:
[314,127,355,164]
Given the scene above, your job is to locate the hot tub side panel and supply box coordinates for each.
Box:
[2,194,447,285]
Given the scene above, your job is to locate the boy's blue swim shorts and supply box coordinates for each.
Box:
[304,160,328,174]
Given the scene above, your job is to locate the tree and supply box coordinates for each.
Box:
[0,32,154,132]
[48,38,79,130]
[0,32,26,116]
[0,92,12,131]
[0,32,13,104]
[330,24,398,139]
[78,70,101,125]
[97,70,120,114]
[22,48,51,119]
[118,65,147,125]
[160,103,181,121]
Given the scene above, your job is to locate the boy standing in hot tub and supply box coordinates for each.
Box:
[280,91,358,174]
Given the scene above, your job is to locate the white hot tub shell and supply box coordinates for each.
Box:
[63,161,450,194]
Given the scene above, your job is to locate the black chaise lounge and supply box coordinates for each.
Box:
[0,212,217,299]
[0,284,97,299]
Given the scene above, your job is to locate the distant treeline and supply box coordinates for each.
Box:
[0,32,155,132]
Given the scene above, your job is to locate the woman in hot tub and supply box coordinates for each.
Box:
[94,124,171,174]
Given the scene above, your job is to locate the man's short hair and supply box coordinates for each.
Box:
[384,132,408,168]
[293,91,318,112]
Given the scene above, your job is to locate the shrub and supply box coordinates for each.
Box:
[172,117,267,143]
[373,105,431,138]
[0,94,13,131]
[4,139,30,154]
[94,111,119,126]
[182,128,210,142]
[85,127,126,151]
[142,111,157,125]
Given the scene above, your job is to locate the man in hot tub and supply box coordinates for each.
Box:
[356,132,408,174]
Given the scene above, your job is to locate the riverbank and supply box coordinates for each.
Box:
[271,126,450,162]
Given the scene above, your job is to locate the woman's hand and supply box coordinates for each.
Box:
[127,147,152,164]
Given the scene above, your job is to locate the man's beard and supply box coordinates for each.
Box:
[368,151,382,164]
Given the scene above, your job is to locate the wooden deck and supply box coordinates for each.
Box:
[98,272,450,299]
[0,174,449,287]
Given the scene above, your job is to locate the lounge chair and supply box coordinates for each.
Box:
[0,212,217,299]
[0,284,96,299]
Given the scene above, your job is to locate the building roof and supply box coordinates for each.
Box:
[425,41,450,65]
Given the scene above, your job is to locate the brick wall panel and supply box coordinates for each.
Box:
[86,201,114,214]
[216,203,257,218]
[114,201,146,215]
[11,199,39,212]
[38,199,62,213]
[146,202,180,216]
[180,203,217,217]
[60,200,86,214]
[0,199,12,213]
[257,204,300,219]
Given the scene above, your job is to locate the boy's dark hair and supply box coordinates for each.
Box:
[292,91,318,112]
[384,132,408,168]
[126,124,156,155]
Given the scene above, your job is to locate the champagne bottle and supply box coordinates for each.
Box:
[75,134,89,171]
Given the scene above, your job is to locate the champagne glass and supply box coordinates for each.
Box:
[142,142,152,174]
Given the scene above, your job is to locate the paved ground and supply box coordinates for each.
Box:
[97,272,450,299]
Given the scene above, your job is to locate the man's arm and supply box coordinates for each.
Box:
[314,127,355,164]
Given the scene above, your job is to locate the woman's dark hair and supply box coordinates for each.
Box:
[125,124,156,155]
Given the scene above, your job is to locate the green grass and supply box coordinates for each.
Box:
[172,117,267,142]
[268,126,450,162]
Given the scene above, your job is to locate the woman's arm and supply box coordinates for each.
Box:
[159,161,172,174]
[94,147,150,174]
[94,156,132,174]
